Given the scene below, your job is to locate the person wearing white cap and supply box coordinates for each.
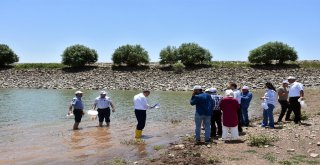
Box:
[208,88,223,137]
[220,90,240,140]
[287,76,305,124]
[190,85,213,143]
[240,86,253,127]
[92,91,115,127]
[133,90,152,138]
[276,80,291,123]
[68,90,84,130]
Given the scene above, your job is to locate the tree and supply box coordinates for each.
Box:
[177,43,212,66]
[159,46,178,65]
[248,41,298,64]
[112,44,149,66]
[0,44,19,66]
[61,44,98,67]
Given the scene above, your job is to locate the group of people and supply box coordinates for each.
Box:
[190,76,305,143]
[67,76,305,143]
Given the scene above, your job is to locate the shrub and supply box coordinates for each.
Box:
[0,44,19,66]
[159,46,179,65]
[112,44,149,67]
[248,41,298,64]
[246,134,278,147]
[172,61,185,73]
[290,110,308,120]
[177,43,212,66]
[61,44,98,67]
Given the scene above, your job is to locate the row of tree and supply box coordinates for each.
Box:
[0,42,298,67]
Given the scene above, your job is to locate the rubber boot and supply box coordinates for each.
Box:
[106,122,110,127]
[135,129,142,138]
[99,122,103,127]
[73,122,79,130]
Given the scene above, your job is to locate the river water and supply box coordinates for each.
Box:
[0,89,265,164]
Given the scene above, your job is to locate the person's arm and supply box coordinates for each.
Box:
[190,95,199,105]
[92,99,97,110]
[110,101,115,112]
[142,97,150,109]
[300,90,304,99]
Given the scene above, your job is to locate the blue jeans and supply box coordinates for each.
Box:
[195,113,211,141]
[262,104,275,128]
[241,106,249,126]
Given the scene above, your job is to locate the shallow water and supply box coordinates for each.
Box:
[0,89,267,164]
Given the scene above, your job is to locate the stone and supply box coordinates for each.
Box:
[310,153,319,158]
[287,149,295,152]
[317,142,320,146]
[174,144,185,150]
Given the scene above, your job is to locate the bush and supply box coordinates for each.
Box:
[247,134,278,147]
[61,44,98,67]
[172,61,185,73]
[290,110,308,120]
[112,44,149,67]
[0,44,19,66]
[248,41,298,64]
[159,46,179,65]
[177,43,212,66]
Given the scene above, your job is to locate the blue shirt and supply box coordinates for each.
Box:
[240,92,253,108]
[71,96,84,110]
[190,92,213,116]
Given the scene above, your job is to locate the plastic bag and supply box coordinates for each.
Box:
[299,100,307,109]
[261,102,269,110]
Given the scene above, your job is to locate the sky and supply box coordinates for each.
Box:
[1,0,319,63]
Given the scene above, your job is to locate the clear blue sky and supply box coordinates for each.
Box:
[1,0,319,63]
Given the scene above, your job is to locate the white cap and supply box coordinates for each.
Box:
[100,91,107,95]
[242,86,249,90]
[193,85,202,90]
[282,80,289,84]
[75,91,83,94]
[287,76,296,80]
[225,89,234,97]
[209,88,217,93]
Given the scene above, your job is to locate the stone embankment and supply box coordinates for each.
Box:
[1,65,320,90]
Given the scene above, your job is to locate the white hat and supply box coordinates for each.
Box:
[75,90,83,94]
[100,91,107,95]
[287,76,296,80]
[282,80,289,84]
[193,85,202,90]
[225,89,234,97]
[242,86,249,90]
[209,88,217,93]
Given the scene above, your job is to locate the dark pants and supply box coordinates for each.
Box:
[289,97,301,124]
[73,109,83,123]
[277,100,291,121]
[135,110,146,130]
[237,107,243,132]
[98,108,111,123]
[211,110,222,137]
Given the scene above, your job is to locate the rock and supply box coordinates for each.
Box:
[287,149,295,152]
[168,153,175,157]
[310,153,319,158]
[133,161,139,165]
[308,149,316,153]
[174,144,185,150]
[264,145,269,148]
[317,142,320,146]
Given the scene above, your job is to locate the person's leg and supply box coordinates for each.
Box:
[230,126,239,140]
[221,125,228,140]
[98,109,104,127]
[261,109,268,127]
[285,100,293,121]
[216,111,222,136]
[204,115,211,141]
[267,104,275,128]
[135,110,145,138]
[242,107,249,126]
[194,113,201,141]
[73,110,82,130]
[294,98,301,124]
[237,108,243,132]
[277,100,286,122]
[106,108,111,126]
[211,111,217,137]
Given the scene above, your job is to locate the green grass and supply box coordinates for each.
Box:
[297,60,320,68]
[152,145,165,151]
[316,111,320,116]
[207,156,221,164]
[14,63,66,69]
[263,153,277,163]
[279,154,320,165]
[210,61,250,68]
[290,111,309,121]
[246,134,279,147]
[242,150,257,154]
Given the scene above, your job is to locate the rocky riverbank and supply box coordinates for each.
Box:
[1,65,320,90]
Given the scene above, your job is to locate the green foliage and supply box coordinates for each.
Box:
[248,41,298,64]
[112,44,149,67]
[177,43,212,66]
[152,145,165,151]
[290,111,308,121]
[210,61,250,68]
[61,44,98,67]
[159,46,178,65]
[172,61,185,73]
[0,44,19,66]
[14,63,65,69]
[263,153,277,163]
[246,134,278,147]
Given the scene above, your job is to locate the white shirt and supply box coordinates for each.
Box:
[288,82,304,97]
[94,96,111,109]
[134,93,149,110]
[232,89,241,104]
[264,89,277,106]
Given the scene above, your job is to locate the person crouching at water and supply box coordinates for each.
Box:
[220,90,240,140]
[68,91,84,130]
[92,91,115,127]
[133,90,151,138]
[260,82,277,129]
[190,85,213,143]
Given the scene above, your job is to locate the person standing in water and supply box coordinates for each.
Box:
[92,91,115,127]
[133,90,152,138]
[68,91,84,130]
